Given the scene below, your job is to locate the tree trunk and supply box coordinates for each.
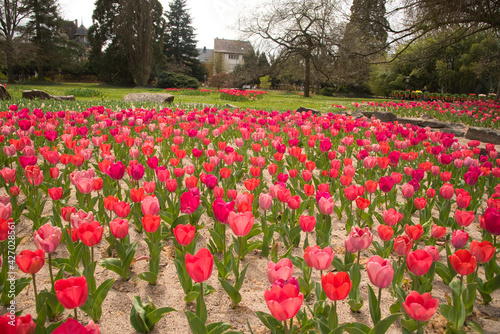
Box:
[304,55,310,98]
[5,37,16,83]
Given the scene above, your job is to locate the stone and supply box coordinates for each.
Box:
[222,103,239,109]
[441,124,466,137]
[22,89,52,100]
[296,106,321,115]
[421,114,433,119]
[22,89,75,101]
[373,111,397,122]
[0,85,11,100]
[395,117,422,127]
[360,111,374,118]
[350,111,366,119]
[122,93,174,104]
[465,127,500,145]
[418,120,447,128]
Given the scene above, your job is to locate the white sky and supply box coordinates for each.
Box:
[58,0,253,49]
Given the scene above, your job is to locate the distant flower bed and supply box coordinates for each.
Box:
[219,89,268,102]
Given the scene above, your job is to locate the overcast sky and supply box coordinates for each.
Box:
[58,0,252,49]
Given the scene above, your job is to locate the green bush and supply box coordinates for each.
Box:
[319,87,334,96]
[156,72,199,89]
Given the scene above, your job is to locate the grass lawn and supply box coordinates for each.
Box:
[2,82,388,112]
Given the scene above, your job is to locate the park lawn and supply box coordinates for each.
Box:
[3,82,388,112]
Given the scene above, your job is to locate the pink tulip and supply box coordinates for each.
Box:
[212,198,235,224]
[452,230,469,249]
[366,255,394,288]
[141,196,160,216]
[345,227,373,253]
[33,224,62,253]
[228,211,254,237]
[382,208,403,226]
[0,202,12,220]
[259,193,273,211]
[180,189,201,214]
[307,246,334,271]
[318,197,334,215]
[267,258,294,284]
[455,210,474,227]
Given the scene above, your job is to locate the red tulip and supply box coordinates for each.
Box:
[106,161,125,180]
[173,223,196,246]
[142,214,161,233]
[382,208,403,226]
[451,230,469,249]
[212,198,235,224]
[439,183,454,200]
[321,271,351,301]
[377,225,393,241]
[402,291,438,322]
[228,211,254,237]
[60,206,76,222]
[103,196,119,211]
[449,249,476,276]
[185,248,213,283]
[264,281,304,321]
[455,210,474,227]
[470,240,495,264]
[130,188,145,203]
[165,179,177,192]
[405,224,423,241]
[430,224,447,239]
[378,176,395,193]
[77,221,103,247]
[109,218,129,239]
[414,197,427,210]
[16,249,45,274]
[406,249,433,276]
[355,197,370,210]
[55,276,88,309]
[180,189,201,214]
[482,207,500,235]
[0,313,36,334]
[48,187,63,201]
[299,215,316,232]
[287,195,301,210]
[52,318,99,334]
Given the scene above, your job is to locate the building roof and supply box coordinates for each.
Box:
[197,47,214,63]
[214,38,253,54]
[75,24,87,36]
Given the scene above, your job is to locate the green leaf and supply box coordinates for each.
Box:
[100,258,124,277]
[219,278,242,305]
[145,306,176,328]
[138,271,158,285]
[481,274,500,294]
[466,320,485,334]
[235,263,249,291]
[185,310,208,334]
[92,278,115,321]
[368,313,402,334]
[206,321,233,334]
[367,285,381,324]
[130,296,149,333]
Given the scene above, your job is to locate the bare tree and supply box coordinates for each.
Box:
[0,0,30,83]
[240,0,341,97]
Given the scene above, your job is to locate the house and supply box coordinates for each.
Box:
[196,47,214,77]
[196,38,253,77]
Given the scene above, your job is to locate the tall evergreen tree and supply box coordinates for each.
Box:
[163,0,206,81]
[88,0,164,86]
[25,0,60,79]
[337,0,388,91]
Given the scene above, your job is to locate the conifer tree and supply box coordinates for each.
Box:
[163,0,206,81]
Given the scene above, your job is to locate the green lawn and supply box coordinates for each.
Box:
[2,82,388,112]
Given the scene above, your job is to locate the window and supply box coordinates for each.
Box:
[228,54,239,60]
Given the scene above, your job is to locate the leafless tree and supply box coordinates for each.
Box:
[240,0,342,97]
[0,0,30,83]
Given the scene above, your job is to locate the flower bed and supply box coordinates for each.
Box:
[0,104,499,333]
[219,89,268,101]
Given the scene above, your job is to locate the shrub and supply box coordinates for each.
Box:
[156,72,199,89]
[319,87,334,96]
[208,73,233,89]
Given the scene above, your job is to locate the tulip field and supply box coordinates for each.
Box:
[1,100,500,334]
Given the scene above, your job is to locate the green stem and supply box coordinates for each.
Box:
[91,246,94,264]
[459,275,463,297]
[377,287,382,315]
[32,274,39,312]
[74,308,78,321]
[357,250,360,266]
[48,253,55,292]
[222,223,226,257]
[284,319,289,334]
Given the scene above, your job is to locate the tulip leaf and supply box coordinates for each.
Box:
[463,283,477,316]
[130,296,150,333]
[138,271,158,285]
[219,278,242,305]
[146,306,176,328]
[466,320,485,334]
[440,304,452,322]
[235,263,249,291]
[255,311,283,333]
[185,310,208,334]
[214,256,229,279]
[436,262,453,285]
[184,291,199,304]
[368,313,401,334]
[100,258,124,277]
[367,285,381,324]
[481,274,500,294]
[206,321,234,334]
